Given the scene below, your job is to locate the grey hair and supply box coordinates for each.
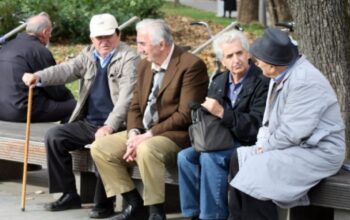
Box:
[26,12,51,34]
[136,19,173,46]
[213,30,249,60]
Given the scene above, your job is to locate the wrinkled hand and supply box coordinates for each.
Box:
[123,131,153,162]
[201,97,224,118]
[255,146,264,154]
[95,126,113,139]
[22,73,40,87]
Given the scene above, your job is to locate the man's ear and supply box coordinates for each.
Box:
[159,40,166,50]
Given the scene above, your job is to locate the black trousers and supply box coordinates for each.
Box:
[45,120,112,205]
[0,85,76,123]
[31,85,76,123]
[228,150,278,220]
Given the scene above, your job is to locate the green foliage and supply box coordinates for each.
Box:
[0,0,165,43]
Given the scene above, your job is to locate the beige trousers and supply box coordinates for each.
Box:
[91,131,181,205]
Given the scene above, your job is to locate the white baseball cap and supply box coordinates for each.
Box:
[89,13,118,37]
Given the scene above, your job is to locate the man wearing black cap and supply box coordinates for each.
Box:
[228,28,345,220]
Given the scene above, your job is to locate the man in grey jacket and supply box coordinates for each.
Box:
[22,13,139,219]
[228,28,345,220]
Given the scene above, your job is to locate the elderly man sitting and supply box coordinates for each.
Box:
[228,28,345,220]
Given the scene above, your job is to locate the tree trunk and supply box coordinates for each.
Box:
[267,0,292,25]
[287,0,350,155]
[238,0,259,24]
[174,0,179,6]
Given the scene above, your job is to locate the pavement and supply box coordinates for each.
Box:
[0,168,187,220]
[179,0,217,13]
[178,0,237,17]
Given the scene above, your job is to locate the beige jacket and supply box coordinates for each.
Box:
[37,42,139,131]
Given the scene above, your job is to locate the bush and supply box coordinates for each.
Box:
[0,0,165,43]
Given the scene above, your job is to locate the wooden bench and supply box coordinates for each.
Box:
[5,119,348,218]
[0,120,180,211]
[283,166,350,220]
[0,120,97,202]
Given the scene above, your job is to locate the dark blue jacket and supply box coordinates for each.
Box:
[0,33,73,122]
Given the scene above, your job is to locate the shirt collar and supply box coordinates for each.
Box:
[228,65,250,86]
[93,49,116,68]
[273,57,299,83]
[151,44,175,72]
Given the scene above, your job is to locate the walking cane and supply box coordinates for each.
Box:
[21,86,33,211]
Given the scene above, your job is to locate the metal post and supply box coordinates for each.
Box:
[119,16,140,30]
[191,22,239,55]
[0,22,26,44]
[259,0,267,27]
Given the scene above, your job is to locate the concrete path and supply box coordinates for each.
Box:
[178,0,237,17]
[179,0,217,13]
[0,169,187,220]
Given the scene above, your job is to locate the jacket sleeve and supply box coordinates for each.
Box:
[36,47,90,85]
[104,50,139,131]
[127,61,147,132]
[220,76,269,145]
[263,81,335,151]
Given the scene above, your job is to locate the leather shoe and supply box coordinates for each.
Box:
[110,204,148,220]
[148,213,166,220]
[44,193,81,211]
[89,206,114,218]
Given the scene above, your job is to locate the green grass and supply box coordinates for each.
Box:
[161,2,232,26]
[161,2,265,36]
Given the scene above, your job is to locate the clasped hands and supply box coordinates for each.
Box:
[123,131,152,162]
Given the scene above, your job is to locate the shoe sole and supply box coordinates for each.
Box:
[45,204,82,212]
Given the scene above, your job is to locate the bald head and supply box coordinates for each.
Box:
[26,13,52,45]
[26,13,51,34]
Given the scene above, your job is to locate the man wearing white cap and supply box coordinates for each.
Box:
[22,13,139,218]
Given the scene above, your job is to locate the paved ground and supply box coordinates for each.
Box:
[178,0,237,17]
[179,0,217,13]
[0,168,187,220]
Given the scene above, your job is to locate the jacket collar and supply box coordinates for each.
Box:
[158,45,182,95]
[141,45,183,109]
[87,42,126,64]
[215,63,261,108]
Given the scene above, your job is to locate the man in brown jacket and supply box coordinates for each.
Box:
[91,19,209,220]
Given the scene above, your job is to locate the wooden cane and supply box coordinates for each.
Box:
[21,86,33,211]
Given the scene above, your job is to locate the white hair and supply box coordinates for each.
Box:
[136,19,173,46]
[26,12,51,34]
[213,30,249,60]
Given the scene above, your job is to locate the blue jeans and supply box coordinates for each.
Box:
[178,146,236,220]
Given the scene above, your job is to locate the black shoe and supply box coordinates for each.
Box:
[89,206,114,218]
[191,217,199,220]
[44,193,81,211]
[110,204,148,220]
[148,213,166,220]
